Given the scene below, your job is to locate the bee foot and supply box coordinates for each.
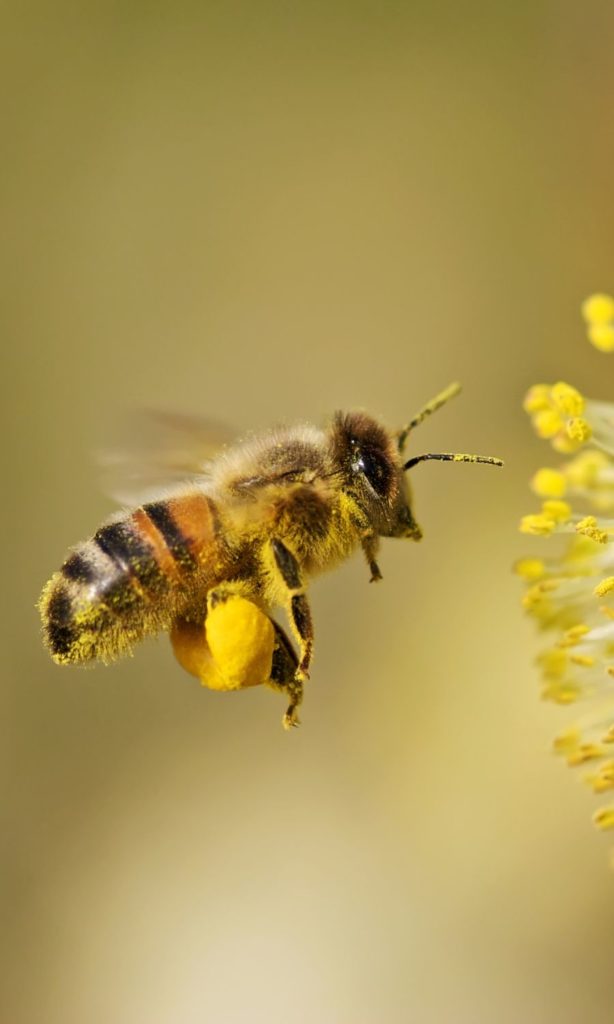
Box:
[282,707,301,730]
[368,558,383,582]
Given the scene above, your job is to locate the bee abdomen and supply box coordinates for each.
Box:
[40,493,219,666]
[40,529,165,666]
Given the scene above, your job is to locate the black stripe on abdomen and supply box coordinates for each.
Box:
[94,520,170,597]
[45,585,77,658]
[62,551,98,583]
[143,501,198,572]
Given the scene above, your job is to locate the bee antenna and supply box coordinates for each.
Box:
[397,382,461,452]
[403,452,504,471]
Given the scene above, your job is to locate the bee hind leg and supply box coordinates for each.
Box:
[266,618,302,729]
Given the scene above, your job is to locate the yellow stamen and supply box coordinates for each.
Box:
[552,433,583,454]
[565,449,609,487]
[593,806,614,831]
[551,382,585,417]
[531,467,567,498]
[541,680,581,704]
[567,743,605,766]
[553,727,580,755]
[581,293,614,325]
[519,513,557,536]
[566,417,592,444]
[595,577,614,597]
[570,653,595,668]
[576,516,608,544]
[522,579,560,613]
[541,499,571,523]
[523,384,551,414]
[522,588,542,610]
[533,408,564,439]
[513,557,546,581]
[588,322,614,353]
[558,624,590,647]
[538,648,568,677]
[585,762,614,793]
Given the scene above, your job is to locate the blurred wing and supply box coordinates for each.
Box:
[98,408,237,505]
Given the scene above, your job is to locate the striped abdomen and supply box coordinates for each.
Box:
[40,492,223,665]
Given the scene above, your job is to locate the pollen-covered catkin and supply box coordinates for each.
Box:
[517,295,614,862]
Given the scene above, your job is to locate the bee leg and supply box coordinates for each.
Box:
[269,619,299,688]
[264,619,303,730]
[281,685,302,730]
[270,538,314,729]
[361,533,383,582]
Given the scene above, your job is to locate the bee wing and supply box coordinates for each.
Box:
[98,408,237,505]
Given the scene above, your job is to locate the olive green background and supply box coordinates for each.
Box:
[3,3,614,1022]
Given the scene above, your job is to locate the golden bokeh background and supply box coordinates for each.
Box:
[4,3,614,1021]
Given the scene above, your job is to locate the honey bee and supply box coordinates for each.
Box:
[39,383,502,729]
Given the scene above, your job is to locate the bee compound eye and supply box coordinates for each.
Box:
[357,448,390,496]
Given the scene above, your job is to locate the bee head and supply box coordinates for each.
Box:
[330,383,503,542]
[330,411,421,540]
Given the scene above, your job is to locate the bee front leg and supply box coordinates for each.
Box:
[270,538,314,730]
[361,533,383,583]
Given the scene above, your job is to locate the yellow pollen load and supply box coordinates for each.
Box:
[550,382,585,418]
[206,597,275,689]
[171,596,276,691]
[566,417,592,444]
[513,558,546,581]
[595,576,614,597]
[531,467,567,498]
[581,293,614,325]
[575,515,608,544]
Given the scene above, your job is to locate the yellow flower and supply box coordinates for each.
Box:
[582,293,614,351]
[518,296,614,859]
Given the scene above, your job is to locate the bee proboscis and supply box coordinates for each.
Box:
[39,383,502,729]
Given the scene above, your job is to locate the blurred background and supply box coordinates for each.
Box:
[3,2,614,1021]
